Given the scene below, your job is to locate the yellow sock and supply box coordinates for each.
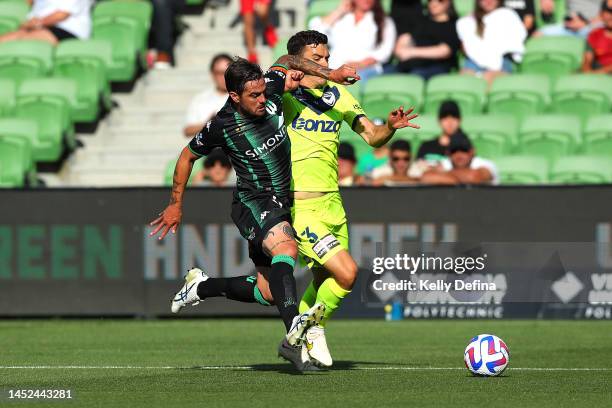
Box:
[299,281,317,314]
[315,277,351,327]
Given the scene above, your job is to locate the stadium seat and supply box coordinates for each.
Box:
[462,115,518,158]
[518,115,582,162]
[16,78,79,161]
[520,36,584,79]
[0,78,16,116]
[454,0,475,16]
[164,158,204,186]
[0,1,28,35]
[93,0,153,83]
[394,114,440,155]
[583,114,612,156]
[495,155,549,184]
[306,0,340,25]
[54,39,114,122]
[487,74,550,118]
[0,118,38,185]
[550,156,612,184]
[339,124,370,159]
[0,40,53,85]
[0,136,27,187]
[362,74,424,121]
[550,74,612,124]
[272,38,288,61]
[424,74,487,115]
[93,0,152,54]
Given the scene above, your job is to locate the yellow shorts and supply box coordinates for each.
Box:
[291,192,349,269]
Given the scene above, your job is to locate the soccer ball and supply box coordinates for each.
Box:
[464,334,509,376]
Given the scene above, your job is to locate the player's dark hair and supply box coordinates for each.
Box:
[224,57,263,95]
[287,30,328,55]
[204,149,231,169]
[209,53,232,72]
[390,139,412,154]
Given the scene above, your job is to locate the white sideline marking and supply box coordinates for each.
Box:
[0,366,611,372]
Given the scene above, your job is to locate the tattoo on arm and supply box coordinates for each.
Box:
[282,224,296,240]
[276,55,332,80]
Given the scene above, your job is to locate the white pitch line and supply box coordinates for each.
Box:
[0,366,611,372]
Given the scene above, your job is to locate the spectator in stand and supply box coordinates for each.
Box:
[393,0,460,79]
[390,0,424,37]
[457,0,527,85]
[309,0,397,83]
[241,0,277,63]
[421,131,499,185]
[582,0,612,73]
[372,139,419,186]
[193,149,235,187]
[338,142,363,186]
[502,0,536,33]
[537,0,601,37]
[0,0,92,45]
[150,0,185,69]
[183,53,232,137]
[409,100,462,178]
[356,145,389,177]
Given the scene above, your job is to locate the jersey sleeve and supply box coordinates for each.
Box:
[264,64,288,111]
[338,85,366,130]
[187,116,224,157]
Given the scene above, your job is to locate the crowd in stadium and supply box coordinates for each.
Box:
[0,0,610,188]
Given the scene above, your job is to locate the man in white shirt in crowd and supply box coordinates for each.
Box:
[183,53,232,137]
[421,131,499,185]
[0,0,92,45]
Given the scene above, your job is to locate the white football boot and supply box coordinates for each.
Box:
[285,303,326,346]
[170,268,209,313]
[305,324,333,367]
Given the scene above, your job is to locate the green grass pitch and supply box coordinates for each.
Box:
[1,319,611,407]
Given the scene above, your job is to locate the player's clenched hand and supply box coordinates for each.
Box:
[284,69,304,92]
[149,204,182,240]
[329,64,360,85]
[387,106,420,130]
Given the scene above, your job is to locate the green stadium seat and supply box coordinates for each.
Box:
[362,74,424,121]
[495,155,549,184]
[306,0,339,25]
[0,40,53,85]
[424,74,487,115]
[0,78,16,116]
[273,38,288,61]
[583,114,612,156]
[339,124,370,159]
[454,0,475,16]
[0,136,27,187]
[462,115,518,158]
[487,74,550,118]
[0,1,28,35]
[93,0,152,54]
[164,158,204,186]
[550,156,612,184]
[518,115,582,162]
[54,39,114,122]
[520,36,584,79]
[394,114,440,155]
[0,118,38,185]
[550,74,612,124]
[16,78,79,161]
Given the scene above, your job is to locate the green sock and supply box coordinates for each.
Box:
[299,280,317,314]
[315,277,351,327]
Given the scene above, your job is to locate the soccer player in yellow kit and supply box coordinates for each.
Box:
[282,31,419,367]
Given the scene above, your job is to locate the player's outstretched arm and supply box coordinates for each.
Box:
[274,54,360,85]
[149,146,199,240]
[354,106,419,148]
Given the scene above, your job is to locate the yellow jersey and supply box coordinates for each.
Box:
[282,82,365,192]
